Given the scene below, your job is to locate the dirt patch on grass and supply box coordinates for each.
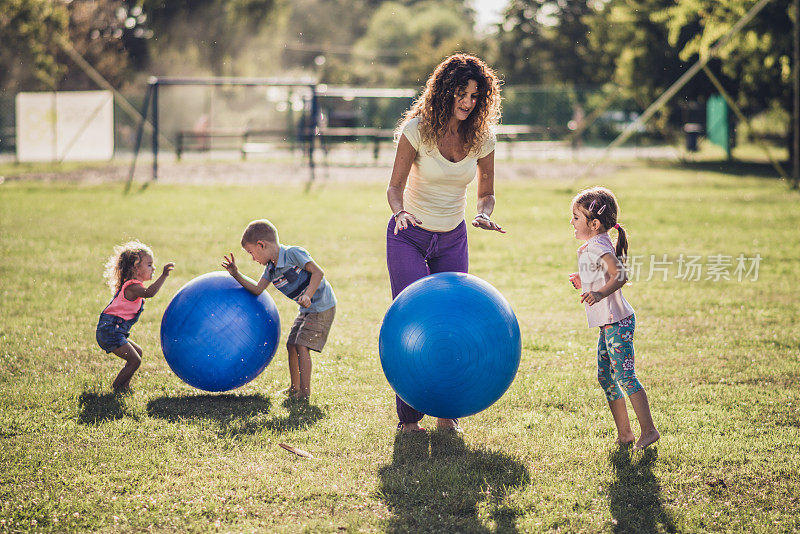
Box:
[7,158,628,186]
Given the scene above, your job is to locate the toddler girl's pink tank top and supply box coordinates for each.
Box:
[102,279,144,320]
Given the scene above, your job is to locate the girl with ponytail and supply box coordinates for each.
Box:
[569,187,659,450]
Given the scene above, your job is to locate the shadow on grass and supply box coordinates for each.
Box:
[77,390,134,425]
[146,394,325,435]
[608,447,676,533]
[147,393,273,436]
[262,397,326,432]
[378,431,530,533]
[658,159,785,179]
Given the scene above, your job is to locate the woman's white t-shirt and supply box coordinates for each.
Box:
[401,117,496,232]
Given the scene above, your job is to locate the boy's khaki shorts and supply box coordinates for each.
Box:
[287,306,336,352]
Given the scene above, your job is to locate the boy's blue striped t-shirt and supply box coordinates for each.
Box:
[262,245,336,314]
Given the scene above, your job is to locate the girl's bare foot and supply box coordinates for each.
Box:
[617,431,635,446]
[635,429,660,450]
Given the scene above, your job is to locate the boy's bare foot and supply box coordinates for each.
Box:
[287,391,309,402]
[634,429,660,450]
[278,385,299,397]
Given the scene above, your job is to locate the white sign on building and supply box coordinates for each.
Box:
[16,91,114,162]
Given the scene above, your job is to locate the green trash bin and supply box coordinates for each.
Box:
[707,95,731,158]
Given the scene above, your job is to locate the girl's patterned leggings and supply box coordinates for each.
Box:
[597,314,643,401]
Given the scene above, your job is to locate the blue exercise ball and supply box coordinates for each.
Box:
[160,271,280,392]
[379,272,521,419]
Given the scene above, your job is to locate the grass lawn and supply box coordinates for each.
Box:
[0,161,798,533]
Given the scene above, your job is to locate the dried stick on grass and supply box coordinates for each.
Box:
[279,443,314,459]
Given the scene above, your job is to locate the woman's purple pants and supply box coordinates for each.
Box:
[385,216,469,424]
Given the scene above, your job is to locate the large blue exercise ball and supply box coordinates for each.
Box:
[379,272,521,419]
[160,271,280,392]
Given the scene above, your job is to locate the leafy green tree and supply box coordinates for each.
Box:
[492,0,614,86]
[597,0,689,121]
[1,0,155,91]
[662,0,794,139]
[274,0,384,83]
[582,0,794,142]
[58,0,149,90]
[344,0,481,86]
[569,0,730,136]
[0,0,68,90]
[140,0,283,76]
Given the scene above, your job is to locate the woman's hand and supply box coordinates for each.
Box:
[394,211,422,234]
[387,134,418,235]
[472,214,505,233]
[580,291,604,306]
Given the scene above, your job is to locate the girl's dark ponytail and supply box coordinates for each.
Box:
[614,224,628,264]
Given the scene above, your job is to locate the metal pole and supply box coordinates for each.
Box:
[152,81,159,182]
[124,84,153,194]
[51,91,58,163]
[306,85,317,190]
[794,0,799,188]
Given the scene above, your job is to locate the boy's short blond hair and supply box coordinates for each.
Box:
[241,219,279,246]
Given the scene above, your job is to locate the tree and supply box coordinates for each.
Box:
[140,0,283,77]
[0,0,155,92]
[58,0,153,90]
[574,0,728,136]
[344,0,481,86]
[662,0,794,140]
[0,0,68,90]
[492,0,614,86]
[583,0,794,143]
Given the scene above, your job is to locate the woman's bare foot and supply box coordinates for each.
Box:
[436,418,462,432]
[397,422,425,433]
[635,429,660,450]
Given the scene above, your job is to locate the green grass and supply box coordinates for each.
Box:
[0,160,123,179]
[1,162,799,533]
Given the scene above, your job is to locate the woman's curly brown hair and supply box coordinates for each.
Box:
[103,241,153,294]
[397,53,501,156]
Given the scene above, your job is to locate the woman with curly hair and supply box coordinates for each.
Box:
[386,53,504,433]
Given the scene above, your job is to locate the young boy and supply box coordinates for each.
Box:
[222,219,336,399]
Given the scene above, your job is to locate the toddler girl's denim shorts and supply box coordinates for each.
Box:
[96,313,137,353]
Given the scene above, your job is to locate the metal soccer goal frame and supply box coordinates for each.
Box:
[126,76,319,191]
